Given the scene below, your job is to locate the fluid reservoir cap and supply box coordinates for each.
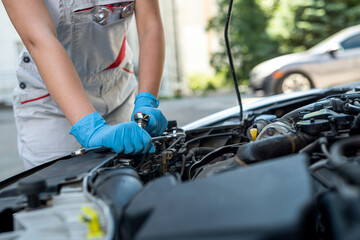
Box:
[18,177,47,209]
[250,128,258,141]
[79,206,104,238]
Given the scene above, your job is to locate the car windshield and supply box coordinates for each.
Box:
[308,32,344,54]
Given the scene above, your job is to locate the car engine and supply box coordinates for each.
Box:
[1,0,360,238]
[0,87,360,240]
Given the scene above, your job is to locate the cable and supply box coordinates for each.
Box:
[309,159,329,172]
[319,137,333,161]
[225,0,243,123]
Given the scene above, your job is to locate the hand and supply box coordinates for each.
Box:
[70,112,155,154]
[132,92,168,136]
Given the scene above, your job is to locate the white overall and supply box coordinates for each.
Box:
[13,0,138,169]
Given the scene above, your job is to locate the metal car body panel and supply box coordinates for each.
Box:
[183,85,353,130]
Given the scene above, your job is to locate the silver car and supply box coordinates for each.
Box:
[250,24,360,95]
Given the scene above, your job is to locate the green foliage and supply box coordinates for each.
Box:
[188,71,229,92]
[208,0,360,85]
[270,0,360,54]
[208,0,279,84]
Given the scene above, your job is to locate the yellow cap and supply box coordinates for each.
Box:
[79,206,104,239]
[250,128,258,141]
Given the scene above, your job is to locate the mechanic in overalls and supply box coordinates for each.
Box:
[3,0,167,169]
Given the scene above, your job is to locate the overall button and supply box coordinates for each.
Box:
[20,82,26,89]
[23,56,30,63]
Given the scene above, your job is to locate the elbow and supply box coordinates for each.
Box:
[24,32,58,55]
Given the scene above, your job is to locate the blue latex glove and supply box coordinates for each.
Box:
[131,92,168,136]
[70,112,155,154]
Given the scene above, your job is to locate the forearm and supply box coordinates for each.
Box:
[30,37,95,125]
[135,0,165,98]
[137,25,165,97]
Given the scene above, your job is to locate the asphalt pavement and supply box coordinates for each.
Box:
[0,91,260,181]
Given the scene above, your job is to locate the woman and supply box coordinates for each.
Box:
[2,0,167,169]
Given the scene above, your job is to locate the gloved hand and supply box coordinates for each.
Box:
[131,92,168,136]
[70,112,155,154]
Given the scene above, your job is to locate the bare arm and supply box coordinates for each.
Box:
[2,0,95,125]
[135,0,165,98]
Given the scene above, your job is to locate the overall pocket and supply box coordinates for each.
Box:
[71,1,135,75]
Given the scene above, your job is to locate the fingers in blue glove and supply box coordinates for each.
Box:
[94,122,154,155]
[146,109,168,136]
[70,112,155,155]
[132,92,168,137]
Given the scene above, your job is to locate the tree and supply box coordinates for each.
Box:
[269,0,360,54]
[208,0,279,84]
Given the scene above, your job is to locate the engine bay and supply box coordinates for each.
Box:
[0,86,360,239]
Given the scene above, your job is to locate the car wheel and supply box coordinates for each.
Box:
[277,73,312,94]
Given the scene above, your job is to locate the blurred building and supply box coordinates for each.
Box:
[0,0,219,103]
[0,4,23,105]
[160,0,219,96]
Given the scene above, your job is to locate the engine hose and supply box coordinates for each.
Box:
[351,113,360,129]
[319,137,332,160]
[330,136,360,167]
[94,167,143,240]
[344,103,360,114]
[236,132,314,163]
[330,136,360,185]
[299,138,321,154]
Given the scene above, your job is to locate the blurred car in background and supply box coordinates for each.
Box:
[250,24,360,95]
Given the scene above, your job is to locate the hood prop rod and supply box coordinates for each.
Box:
[225,0,243,123]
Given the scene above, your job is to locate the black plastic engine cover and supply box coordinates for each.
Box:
[123,154,315,240]
[0,152,116,198]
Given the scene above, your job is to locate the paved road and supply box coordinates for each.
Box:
[0,108,23,180]
[0,92,260,181]
[159,92,257,126]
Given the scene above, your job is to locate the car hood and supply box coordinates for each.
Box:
[183,81,360,130]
